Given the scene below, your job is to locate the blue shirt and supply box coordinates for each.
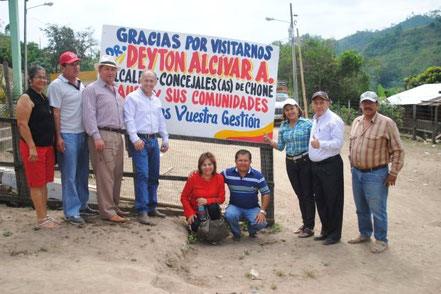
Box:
[277,117,312,156]
[221,167,270,209]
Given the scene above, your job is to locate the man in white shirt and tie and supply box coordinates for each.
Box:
[124,70,169,225]
[308,91,345,245]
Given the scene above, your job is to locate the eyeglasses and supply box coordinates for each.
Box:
[34,76,47,80]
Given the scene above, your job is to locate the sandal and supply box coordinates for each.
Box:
[298,228,314,238]
[294,225,305,234]
[47,215,62,225]
[34,216,61,230]
[370,240,388,253]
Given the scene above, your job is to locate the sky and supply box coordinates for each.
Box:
[1,0,440,48]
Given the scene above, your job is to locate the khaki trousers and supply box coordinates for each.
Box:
[88,130,124,219]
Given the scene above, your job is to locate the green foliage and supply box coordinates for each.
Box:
[378,98,405,127]
[336,12,441,88]
[404,66,441,89]
[330,104,359,125]
[43,25,98,72]
[276,36,369,104]
[187,231,198,244]
[0,25,98,76]
[376,84,386,97]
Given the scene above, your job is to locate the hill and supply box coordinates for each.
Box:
[335,14,441,88]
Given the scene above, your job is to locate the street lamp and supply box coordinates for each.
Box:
[23,1,53,89]
[266,3,299,102]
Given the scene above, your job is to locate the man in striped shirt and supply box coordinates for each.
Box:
[348,91,405,253]
[222,149,271,241]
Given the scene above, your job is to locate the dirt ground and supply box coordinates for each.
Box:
[1,126,441,294]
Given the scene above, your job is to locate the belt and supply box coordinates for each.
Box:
[286,152,308,161]
[99,127,125,134]
[138,133,158,139]
[313,154,340,165]
[356,164,388,173]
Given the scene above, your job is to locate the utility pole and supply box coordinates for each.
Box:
[296,27,308,117]
[289,3,299,102]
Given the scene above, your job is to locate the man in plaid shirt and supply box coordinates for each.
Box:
[348,91,404,253]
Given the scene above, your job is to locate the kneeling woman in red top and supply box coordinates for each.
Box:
[181,152,225,232]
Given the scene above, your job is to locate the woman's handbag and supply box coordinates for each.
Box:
[197,206,229,243]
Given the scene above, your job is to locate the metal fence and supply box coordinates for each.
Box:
[0,117,276,224]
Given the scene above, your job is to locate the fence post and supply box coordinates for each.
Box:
[433,105,439,144]
[260,146,274,226]
[412,105,417,140]
[346,100,351,125]
[3,62,29,199]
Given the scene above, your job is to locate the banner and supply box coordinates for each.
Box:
[101,25,279,142]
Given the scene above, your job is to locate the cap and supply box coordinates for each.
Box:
[94,55,120,71]
[282,99,298,108]
[360,91,378,103]
[312,91,330,101]
[59,51,81,65]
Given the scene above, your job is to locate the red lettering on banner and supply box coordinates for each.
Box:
[255,61,269,82]
[118,84,139,98]
[188,52,201,74]
[146,48,158,70]
[158,49,168,71]
[201,54,209,74]
[241,59,252,80]
[165,87,187,103]
[127,45,137,68]
[209,55,218,75]
[138,47,147,70]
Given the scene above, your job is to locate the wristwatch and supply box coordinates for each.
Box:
[260,209,267,216]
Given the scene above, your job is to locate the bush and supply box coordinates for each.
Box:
[378,99,405,127]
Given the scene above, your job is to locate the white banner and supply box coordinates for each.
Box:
[101,25,279,142]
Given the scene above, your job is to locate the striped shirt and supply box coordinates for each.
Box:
[349,112,404,176]
[221,167,270,209]
[277,117,312,156]
[82,77,124,140]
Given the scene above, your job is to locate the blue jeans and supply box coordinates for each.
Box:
[57,133,90,218]
[352,166,389,243]
[129,137,160,215]
[224,204,267,236]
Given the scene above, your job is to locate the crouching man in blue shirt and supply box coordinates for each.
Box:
[222,149,271,241]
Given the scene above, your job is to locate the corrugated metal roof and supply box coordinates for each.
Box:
[387,84,441,105]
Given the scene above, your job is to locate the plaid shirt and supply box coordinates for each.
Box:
[277,117,312,156]
[349,112,405,176]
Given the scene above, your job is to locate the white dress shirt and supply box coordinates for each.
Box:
[123,88,169,144]
[308,108,344,162]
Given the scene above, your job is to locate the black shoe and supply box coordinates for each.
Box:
[147,209,166,218]
[79,207,98,216]
[314,234,327,241]
[323,238,339,245]
[249,232,257,238]
[232,234,241,241]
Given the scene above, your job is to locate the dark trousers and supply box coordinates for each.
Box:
[311,155,344,241]
[190,203,221,233]
[286,155,315,230]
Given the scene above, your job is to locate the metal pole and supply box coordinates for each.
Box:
[7,0,23,99]
[24,0,28,90]
[289,3,299,101]
[296,27,308,118]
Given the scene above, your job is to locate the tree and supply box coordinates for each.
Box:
[404,66,441,89]
[43,25,98,72]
